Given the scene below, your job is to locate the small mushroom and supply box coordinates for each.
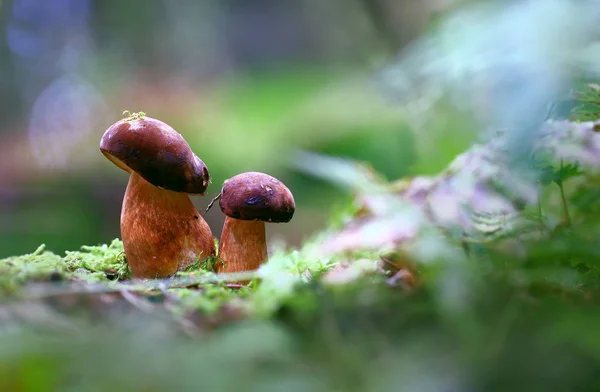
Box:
[216,172,295,273]
[100,113,216,278]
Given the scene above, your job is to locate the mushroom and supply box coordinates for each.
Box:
[216,172,295,273]
[99,112,216,278]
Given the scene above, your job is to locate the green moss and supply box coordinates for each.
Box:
[63,238,130,282]
[0,233,345,317]
[0,239,129,293]
[121,110,147,121]
[0,245,67,292]
[169,284,250,314]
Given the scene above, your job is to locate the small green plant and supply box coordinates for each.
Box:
[570,83,600,122]
[121,110,146,121]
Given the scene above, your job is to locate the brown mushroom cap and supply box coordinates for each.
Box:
[100,116,210,194]
[219,172,295,222]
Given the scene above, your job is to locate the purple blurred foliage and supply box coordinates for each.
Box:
[314,119,600,255]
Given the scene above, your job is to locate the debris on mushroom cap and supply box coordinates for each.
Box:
[219,172,295,222]
[121,110,146,121]
[99,116,210,195]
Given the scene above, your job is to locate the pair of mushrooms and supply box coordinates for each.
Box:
[99,113,295,279]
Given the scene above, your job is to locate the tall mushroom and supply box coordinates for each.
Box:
[216,172,295,273]
[100,112,216,278]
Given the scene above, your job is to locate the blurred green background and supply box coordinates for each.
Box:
[0,0,469,257]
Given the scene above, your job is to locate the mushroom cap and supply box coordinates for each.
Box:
[219,172,295,222]
[100,116,210,194]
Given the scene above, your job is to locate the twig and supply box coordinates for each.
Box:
[14,271,258,301]
[380,255,397,270]
[225,283,246,290]
[119,289,155,312]
[204,192,222,214]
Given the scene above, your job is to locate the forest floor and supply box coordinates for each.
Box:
[3,84,600,392]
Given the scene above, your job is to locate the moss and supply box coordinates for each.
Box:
[121,110,147,121]
[169,284,251,314]
[63,238,130,282]
[0,239,129,293]
[0,232,346,317]
[0,245,67,292]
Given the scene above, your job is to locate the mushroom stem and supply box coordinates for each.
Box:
[217,217,267,273]
[121,172,216,278]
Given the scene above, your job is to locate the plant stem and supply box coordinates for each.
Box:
[537,185,545,235]
[558,159,572,228]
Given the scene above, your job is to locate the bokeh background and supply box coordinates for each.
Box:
[0,0,460,258]
[5,3,600,391]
